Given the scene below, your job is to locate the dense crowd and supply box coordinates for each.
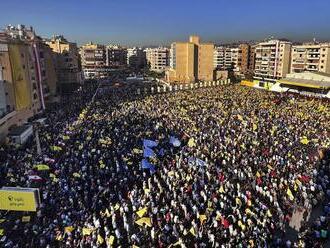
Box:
[0,83,329,247]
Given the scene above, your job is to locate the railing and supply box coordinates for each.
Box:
[136,79,231,95]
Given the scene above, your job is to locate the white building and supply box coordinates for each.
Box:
[145,47,169,72]
[291,43,330,74]
[214,46,242,74]
[254,39,292,80]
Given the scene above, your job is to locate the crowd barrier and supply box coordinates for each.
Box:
[136,79,231,95]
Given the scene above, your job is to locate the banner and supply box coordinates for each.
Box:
[0,188,40,212]
[8,44,32,110]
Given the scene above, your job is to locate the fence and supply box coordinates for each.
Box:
[136,79,231,95]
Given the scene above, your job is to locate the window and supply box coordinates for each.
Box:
[321,66,324,69]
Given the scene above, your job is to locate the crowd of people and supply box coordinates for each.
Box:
[0,82,329,247]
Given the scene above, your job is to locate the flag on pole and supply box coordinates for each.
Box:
[143,147,156,158]
[169,136,181,147]
[143,139,158,148]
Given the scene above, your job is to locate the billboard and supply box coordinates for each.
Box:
[0,187,40,212]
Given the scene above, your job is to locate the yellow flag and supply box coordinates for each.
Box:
[253,123,257,131]
[63,135,70,140]
[219,185,225,193]
[22,216,31,222]
[82,227,93,236]
[235,197,242,206]
[0,219,5,223]
[64,226,75,233]
[136,207,147,218]
[188,138,196,147]
[294,183,298,191]
[97,234,104,244]
[0,229,4,236]
[105,208,111,217]
[287,188,294,201]
[295,179,302,186]
[267,210,272,217]
[107,235,115,245]
[73,172,81,178]
[199,214,207,224]
[189,226,196,237]
[114,203,120,211]
[135,217,152,227]
[300,136,309,145]
[256,171,261,178]
[237,114,243,121]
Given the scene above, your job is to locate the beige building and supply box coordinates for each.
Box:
[46,35,81,91]
[145,47,169,73]
[166,35,214,83]
[0,33,41,140]
[254,39,291,80]
[291,43,330,74]
[80,42,111,79]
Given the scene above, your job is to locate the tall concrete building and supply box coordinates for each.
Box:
[0,27,44,140]
[254,39,291,80]
[291,43,330,74]
[80,42,111,79]
[214,46,233,70]
[213,44,251,77]
[145,47,169,73]
[127,47,146,70]
[46,35,82,92]
[106,45,127,68]
[166,35,214,83]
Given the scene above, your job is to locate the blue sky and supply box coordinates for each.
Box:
[1,0,329,46]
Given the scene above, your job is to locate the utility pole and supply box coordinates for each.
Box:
[35,127,41,155]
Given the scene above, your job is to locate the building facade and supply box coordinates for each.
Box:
[106,45,127,68]
[145,47,169,73]
[80,43,112,79]
[127,47,146,70]
[46,35,81,92]
[0,28,42,140]
[254,40,291,80]
[291,43,330,74]
[166,35,214,83]
[213,44,251,77]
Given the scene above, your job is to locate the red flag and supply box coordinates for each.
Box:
[221,217,230,228]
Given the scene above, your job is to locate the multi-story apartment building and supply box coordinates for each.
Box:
[213,44,251,77]
[127,47,146,70]
[145,47,169,73]
[166,35,214,83]
[106,45,127,68]
[0,28,43,140]
[80,42,111,79]
[239,44,251,75]
[4,25,59,107]
[46,35,82,92]
[291,43,330,74]
[254,39,291,80]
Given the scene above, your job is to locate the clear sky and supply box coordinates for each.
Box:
[1,0,330,46]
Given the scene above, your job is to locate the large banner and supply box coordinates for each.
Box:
[0,187,40,212]
[8,44,32,110]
